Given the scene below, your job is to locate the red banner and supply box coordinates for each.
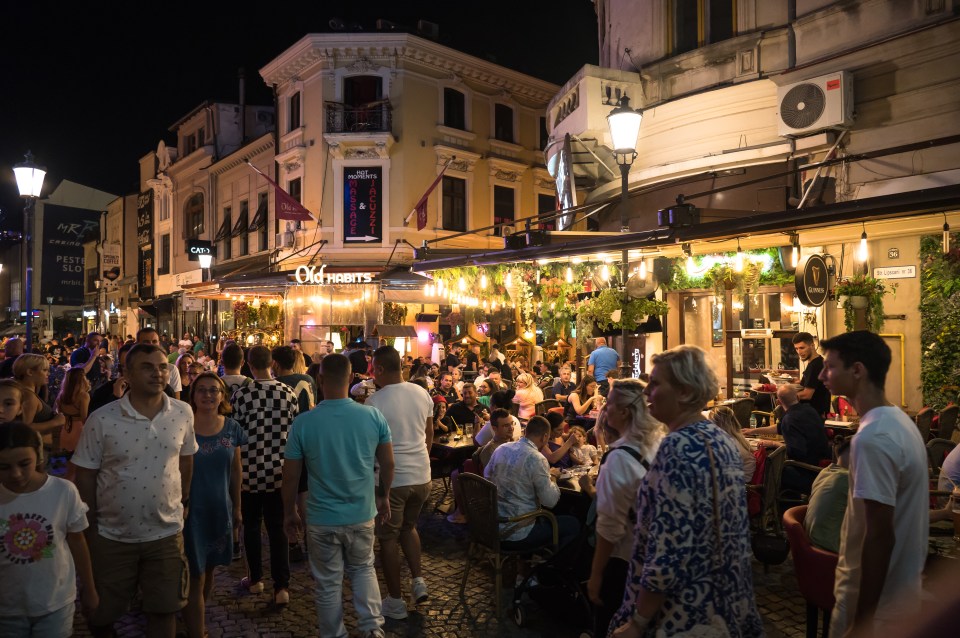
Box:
[246,163,316,222]
[411,159,451,231]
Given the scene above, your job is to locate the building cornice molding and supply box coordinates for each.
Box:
[208,137,275,176]
[259,33,558,104]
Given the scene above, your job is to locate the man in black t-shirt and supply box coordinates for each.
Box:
[792,332,831,417]
[465,345,480,374]
[445,344,462,373]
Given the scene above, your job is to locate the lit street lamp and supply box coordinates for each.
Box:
[198,253,213,337]
[607,96,642,373]
[13,152,47,352]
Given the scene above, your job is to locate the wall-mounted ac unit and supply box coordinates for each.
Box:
[777,71,853,137]
[275,232,294,249]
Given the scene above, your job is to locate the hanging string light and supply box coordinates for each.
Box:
[683,243,695,275]
[505,271,513,288]
[791,233,799,269]
[565,265,573,284]
[480,273,488,289]
[858,224,868,262]
[458,277,466,292]
[601,263,610,281]
[639,258,647,279]
[735,238,744,273]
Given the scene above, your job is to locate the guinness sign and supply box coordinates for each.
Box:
[795,254,829,307]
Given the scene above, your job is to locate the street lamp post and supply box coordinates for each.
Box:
[13,152,47,353]
[606,97,643,373]
[198,253,213,338]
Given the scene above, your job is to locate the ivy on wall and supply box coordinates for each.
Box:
[920,233,960,408]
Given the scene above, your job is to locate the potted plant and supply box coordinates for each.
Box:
[575,289,669,348]
[835,273,896,333]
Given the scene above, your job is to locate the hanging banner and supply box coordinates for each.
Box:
[343,166,382,243]
[137,190,154,301]
[39,204,101,306]
[102,243,121,281]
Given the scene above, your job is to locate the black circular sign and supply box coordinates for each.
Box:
[795,254,829,307]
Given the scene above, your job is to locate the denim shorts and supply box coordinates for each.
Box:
[0,601,75,638]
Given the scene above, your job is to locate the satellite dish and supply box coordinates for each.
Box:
[625,272,657,299]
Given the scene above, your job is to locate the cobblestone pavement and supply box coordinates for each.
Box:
[72,481,807,637]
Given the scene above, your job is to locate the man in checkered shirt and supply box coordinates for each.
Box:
[231,344,299,606]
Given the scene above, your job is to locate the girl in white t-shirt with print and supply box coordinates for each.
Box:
[0,422,98,637]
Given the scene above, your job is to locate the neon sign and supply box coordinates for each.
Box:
[294,264,373,285]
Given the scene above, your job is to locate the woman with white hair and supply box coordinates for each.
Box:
[580,379,663,638]
[611,345,762,638]
[511,372,543,420]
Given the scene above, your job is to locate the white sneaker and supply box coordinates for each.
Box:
[411,576,429,603]
[381,595,408,620]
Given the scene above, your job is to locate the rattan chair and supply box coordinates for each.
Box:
[457,473,558,617]
[747,444,787,535]
[730,397,756,430]
[927,438,957,479]
[937,405,958,442]
[915,407,934,443]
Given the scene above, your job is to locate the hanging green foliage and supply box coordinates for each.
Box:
[382,302,408,326]
[920,233,960,408]
[835,273,896,333]
[662,247,794,297]
[575,288,669,333]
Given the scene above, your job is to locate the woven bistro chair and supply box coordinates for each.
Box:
[534,399,562,416]
[457,473,558,618]
[729,397,756,430]
[937,404,958,442]
[914,407,934,443]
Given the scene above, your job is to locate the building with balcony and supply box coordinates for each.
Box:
[530,0,960,410]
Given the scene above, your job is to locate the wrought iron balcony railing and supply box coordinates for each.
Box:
[325,100,392,134]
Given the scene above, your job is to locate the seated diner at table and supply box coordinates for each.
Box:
[541,412,576,469]
[709,405,756,482]
[568,425,599,467]
[568,374,602,418]
[512,372,544,420]
[473,390,521,446]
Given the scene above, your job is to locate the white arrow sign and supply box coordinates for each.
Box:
[345,235,379,242]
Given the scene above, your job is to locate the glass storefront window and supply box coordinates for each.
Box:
[285,284,380,350]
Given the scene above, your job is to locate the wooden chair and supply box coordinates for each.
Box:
[915,407,934,443]
[937,405,958,442]
[752,404,784,430]
[783,505,839,638]
[730,397,756,430]
[457,473,558,617]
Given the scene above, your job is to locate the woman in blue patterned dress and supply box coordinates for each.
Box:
[611,345,763,637]
[183,372,243,638]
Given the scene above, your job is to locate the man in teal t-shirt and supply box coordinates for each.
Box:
[282,354,394,638]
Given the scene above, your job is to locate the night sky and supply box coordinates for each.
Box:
[0,1,598,228]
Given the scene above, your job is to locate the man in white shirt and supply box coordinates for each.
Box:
[818,331,928,637]
[365,346,434,620]
[74,343,197,638]
[484,416,579,551]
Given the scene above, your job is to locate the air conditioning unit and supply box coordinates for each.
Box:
[777,71,853,137]
[275,232,295,249]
